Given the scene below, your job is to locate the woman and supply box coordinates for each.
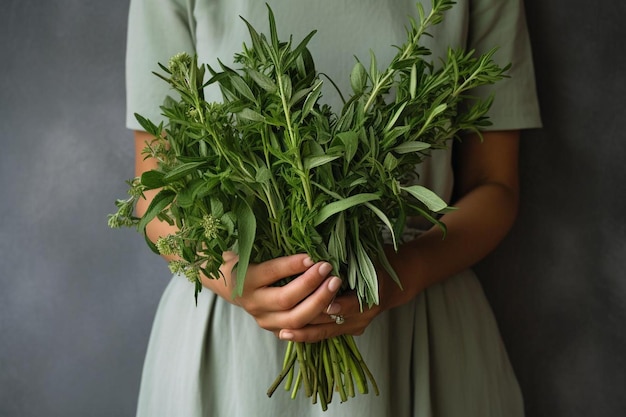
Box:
[126,0,541,415]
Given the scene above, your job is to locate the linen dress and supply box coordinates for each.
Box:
[125,0,542,416]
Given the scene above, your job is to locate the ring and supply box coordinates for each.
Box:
[330,314,345,325]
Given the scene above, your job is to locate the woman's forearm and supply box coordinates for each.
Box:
[380,130,521,310]
[384,179,519,308]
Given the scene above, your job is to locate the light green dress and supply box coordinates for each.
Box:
[126,1,542,416]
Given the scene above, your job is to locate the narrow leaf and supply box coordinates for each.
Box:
[246,69,277,93]
[137,190,175,231]
[314,193,380,226]
[233,199,256,297]
[364,202,397,251]
[354,238,379,306]
[237,108,266,122]
[163,161,205,182]
[288,30,318,68]
[230,75,257,103]
[134,113,161,137]
[302,80,323,118]
[350,61,367,94]
[336,131,359,163]
[140,170,166,189]
[393,141,431,154]
[304,154,341,170]
[410,63,418,99]
[383,102,408,133]
[401,185,449,212]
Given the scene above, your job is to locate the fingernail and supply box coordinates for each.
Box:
[279,330,294,340]
[319,262,332,276]
[326,302,341,315]
[303,256,314,267]
[328,276,341,292]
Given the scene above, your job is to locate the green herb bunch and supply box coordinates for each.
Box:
[109,0,507,409]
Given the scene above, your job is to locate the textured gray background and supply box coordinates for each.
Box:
[0,1,624,416]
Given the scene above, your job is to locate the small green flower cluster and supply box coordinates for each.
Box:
[155,235,181,256]
[107,178,145,228]
[201,214,221,240]
[168,52,192,78]
[167,260,200,283]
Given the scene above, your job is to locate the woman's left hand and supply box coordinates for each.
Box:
[278,249,413,343]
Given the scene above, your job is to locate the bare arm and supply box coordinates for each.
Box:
[280,130,521,342]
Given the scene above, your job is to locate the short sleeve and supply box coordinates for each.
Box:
[125,0,196,131]
[468,0,542,130]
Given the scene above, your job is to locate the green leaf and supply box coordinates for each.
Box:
[210,198,225,218]
[137,190,175,231]
[303,154,341,170]
[134,113,161,137]
[327,213,347,263]
[246,69,277,93]
[280,74,292,101]
[369,49,378,82]
[374,241,402,290]
[350,61,367,94]
[364,202,397,251]
[255,165,271,184]
[410,63,418,99]
[393,141,431,154]
[383,102,407,133]
[237,108,266,122]
[140,170,166,189]
[383,153,399,171]
[233,199,256,297]
[163,161,205,182]
[401,185,449,212]
[347,248,357,291]
[230,74,257,103]
[301,80,323,118]
[314,193,380,226]
[287,29,318,69]
[336,131,359,163]
[177,178,206,208]
[354,237,379,306]
[266,3,279,50]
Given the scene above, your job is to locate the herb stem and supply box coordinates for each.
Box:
[276,70,314,210]
[364,2,443,112]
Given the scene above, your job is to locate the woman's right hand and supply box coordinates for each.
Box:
[203,252,342,336]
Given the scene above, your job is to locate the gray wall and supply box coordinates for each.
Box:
[0,1,624,416]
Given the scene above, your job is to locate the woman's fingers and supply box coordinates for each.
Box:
[253,272,342,331]
[278,313,371,343]
[263,262,336,310]
[246,253,315,287]
[229,254,343,332]
[275,275,342,328]
[278,291,380,343]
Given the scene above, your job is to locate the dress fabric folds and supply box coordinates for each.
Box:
[136,269,524,417]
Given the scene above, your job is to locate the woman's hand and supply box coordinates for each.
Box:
[205,252,343,337]
[276,247,412,343]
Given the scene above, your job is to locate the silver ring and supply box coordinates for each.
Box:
[330,314,345,325]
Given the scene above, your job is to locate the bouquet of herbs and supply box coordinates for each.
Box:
[109,0,507,409]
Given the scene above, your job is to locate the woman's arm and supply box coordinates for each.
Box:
[279,129,521,342]
[133,130,342,334]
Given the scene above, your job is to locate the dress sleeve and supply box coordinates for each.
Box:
[468,0,542,130]
[125,0,196,131]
